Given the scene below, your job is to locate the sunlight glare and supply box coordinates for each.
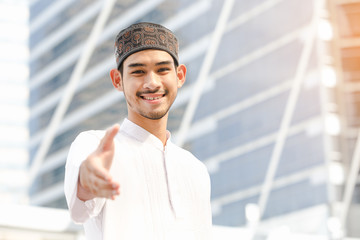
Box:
[321,66,337,87]
[0,63,29,81]
[318,19,333,41]
[325,113,340,136]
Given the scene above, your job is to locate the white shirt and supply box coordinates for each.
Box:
[64,119,212,240]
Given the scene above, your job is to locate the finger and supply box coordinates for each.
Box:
[93,177,118,191]
[100,124,120,151]
[92,178,120,199]
[80,164,120,197]
[99,188,120,200]
[89,163,120,190]
[90,164,113,182]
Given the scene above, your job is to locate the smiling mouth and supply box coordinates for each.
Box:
[137,89,168,101]
[141,95,164,100]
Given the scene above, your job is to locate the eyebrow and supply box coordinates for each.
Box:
[155,60,173,66]
[127,63,145,68]
[127,60,173,68]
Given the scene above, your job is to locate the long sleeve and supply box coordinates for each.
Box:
[202,168,213,239]
[64,131,107,224]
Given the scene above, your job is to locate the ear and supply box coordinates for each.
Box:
[176,64,187,88]
[110,68,123,91]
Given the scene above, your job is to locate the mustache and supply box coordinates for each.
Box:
[136,89,168,97]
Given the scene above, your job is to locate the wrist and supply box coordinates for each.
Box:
[77,180,95,202]
[77,163,95,201]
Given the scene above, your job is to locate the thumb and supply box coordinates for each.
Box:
[99,124,120,152]
[98,124,120,169]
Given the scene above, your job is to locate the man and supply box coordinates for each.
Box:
[64,22,212,240]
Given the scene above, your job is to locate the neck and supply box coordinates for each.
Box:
[128,113,168,146]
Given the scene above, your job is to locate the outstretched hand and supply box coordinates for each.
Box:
[77,124,121,201]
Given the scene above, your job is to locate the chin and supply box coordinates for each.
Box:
[143,113,167,120]
[140,109,169,120]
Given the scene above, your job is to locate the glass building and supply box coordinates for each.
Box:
[28,0,360,238]
[0,0,29,205]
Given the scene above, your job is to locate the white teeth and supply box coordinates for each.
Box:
[143,96,161,100]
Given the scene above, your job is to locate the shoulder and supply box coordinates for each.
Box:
[66,130,105,167]
[73,130,106,143]
[68,130,105,157]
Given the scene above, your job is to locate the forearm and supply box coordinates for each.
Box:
[64,131,109,223]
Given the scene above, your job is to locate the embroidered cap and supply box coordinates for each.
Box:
[114,22,179,69]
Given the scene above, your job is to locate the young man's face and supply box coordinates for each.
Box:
[115,49,186,121]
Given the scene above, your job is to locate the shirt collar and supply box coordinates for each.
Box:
[119,118,171,151]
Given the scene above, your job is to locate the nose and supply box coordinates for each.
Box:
[143,71,161,90]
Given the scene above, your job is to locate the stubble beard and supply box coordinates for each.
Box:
[140,107,170,120]
[123,89,175,121]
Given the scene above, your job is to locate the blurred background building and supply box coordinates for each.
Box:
[0,0,29,205]
[8,0,358,239]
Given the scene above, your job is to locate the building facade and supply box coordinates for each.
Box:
[28,0,360,238]
[0,0,29,205]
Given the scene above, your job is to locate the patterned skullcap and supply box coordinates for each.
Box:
[114,22,179,69]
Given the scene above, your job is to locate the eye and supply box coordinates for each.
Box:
[158,67,170,73]
[131,70,145,74]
